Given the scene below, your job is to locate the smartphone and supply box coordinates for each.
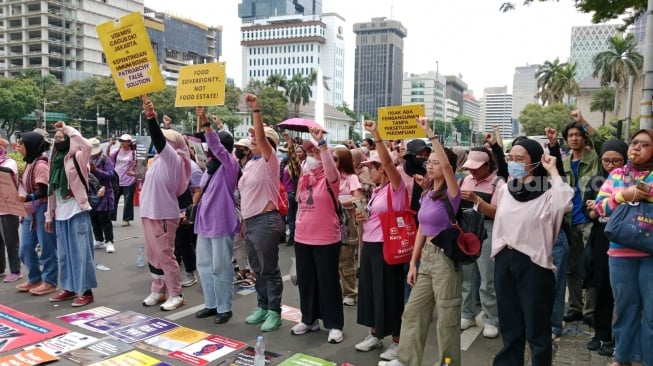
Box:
[353,200,365,215]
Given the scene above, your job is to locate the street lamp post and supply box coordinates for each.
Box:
[43,100,59,130]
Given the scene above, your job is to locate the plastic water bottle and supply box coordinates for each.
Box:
[442,356,451,366]
[137,244,145,267]
[253,335,265,366]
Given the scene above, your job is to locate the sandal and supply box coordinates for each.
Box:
[240,273,256,288]
[233,271,247,284]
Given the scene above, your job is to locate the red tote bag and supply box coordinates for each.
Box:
[379,185,417,265]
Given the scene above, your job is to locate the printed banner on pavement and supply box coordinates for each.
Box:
[0,304,68,353]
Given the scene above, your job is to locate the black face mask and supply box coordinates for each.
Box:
[54,140,69,152]
[235,149,245,159]
[404,155,426,176]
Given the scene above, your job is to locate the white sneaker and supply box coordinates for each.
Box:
[380,341,399,360]
[181,273,197,287]
[105,241,115,253]
[461,317,476,330]
[291,321,320,335]
[355,333,382,352]
[483,323,499,338]
[142,292,166,307]
[378,360,405,366]
[328,329,343,344]
[343,296,356,307]
[93,241,106,250]
[160,295,185,311]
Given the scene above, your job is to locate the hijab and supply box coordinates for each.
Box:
[161,129,192,197]
[20,132,50,164]
[600,138,628,177]
[508,138,549,202]
[0,139,8,166]
[631,129,653,172]
[49,135,70,196]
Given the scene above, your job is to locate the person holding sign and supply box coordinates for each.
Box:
[0,138,22,283]
[45,121,98,307]
[239,93,285,332]
[139,95,191,312]
[15,132,59,296]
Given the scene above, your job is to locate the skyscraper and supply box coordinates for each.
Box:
[570,24,621,81]
[401,71,446,121]
[512,64,540,119]
[482,86,513,138]
[238,0,322,21]
[353,17,406,119]
[0,0,144,81]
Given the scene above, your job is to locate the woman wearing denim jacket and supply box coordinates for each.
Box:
[45,121,97,307]
[595,129,653,366]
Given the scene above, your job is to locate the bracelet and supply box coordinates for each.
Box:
[317,139,327,147]
[201,122,211,128]
[427,135,437,140]
[374,139,382,143]
[28,193,34,202]
[252,109,261,113]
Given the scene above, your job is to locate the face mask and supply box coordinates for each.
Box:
[54,140,69,152]
[235,149,245,159]
[508,162,528,179]
[360,147,369,155]
[305,156,322,171]
[0,146,5,156]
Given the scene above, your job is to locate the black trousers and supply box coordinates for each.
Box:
[294,241,344,330]
[590,224,614,341]
[174,223,197,273]
[111,183,136,221]
[90,210,113,243]
[493,248,555,366]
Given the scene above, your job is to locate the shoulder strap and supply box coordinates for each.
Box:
[325,180,342,223]
[442,196,457,225]
[72,154,89,190]
[491,175,504,193]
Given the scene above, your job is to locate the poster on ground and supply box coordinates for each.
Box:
[82,311,152,334]
[62,338,133,365]
[96,11,165,100]
[135,327,209,356]
[0,347,58,366]
[168,334,247,366]
[0,304,69,353]
[24,331,98,356]
[377,104,426,140]
[277,353,337,366]
[107,318,178,344]
[58,307,120,333]
[88,350,161,366]
[175,62,226,107]
[225,346,282,366]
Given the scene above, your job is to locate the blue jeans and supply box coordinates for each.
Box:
[56,211,97,294]
[609,256,653,365]
[551,229,569,336]
[19,203,58,285]
[196,235,234,313]
[461,220,498,327]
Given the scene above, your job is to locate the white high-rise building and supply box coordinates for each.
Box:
[482,86,513,138]
[240,13,345,107]
[401,71,446,120]
[0,0,144,82]
[512,64,540,119]
[462,92,481,132]
[570,24,621,81]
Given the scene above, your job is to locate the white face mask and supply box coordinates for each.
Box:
[305,156,322,172]
[360,147,369,155]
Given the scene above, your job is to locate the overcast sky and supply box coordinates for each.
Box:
[144,0,606,104]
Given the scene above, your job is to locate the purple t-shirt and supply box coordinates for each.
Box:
[418,190,461,237]
[140,144,186,220]
[112,149,136,186]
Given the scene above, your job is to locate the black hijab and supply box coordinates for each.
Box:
[600,138,628,177]
[206,131,235,175]
[508,138,549,202]
[20,131,50,163]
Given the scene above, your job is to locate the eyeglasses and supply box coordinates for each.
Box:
[601,158,624,165]
[423,160,440,167]
[630,139,652,148]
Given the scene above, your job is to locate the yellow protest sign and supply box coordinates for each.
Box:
[96,11,165,100]
[377,104,427,139]
[175,63,226,107]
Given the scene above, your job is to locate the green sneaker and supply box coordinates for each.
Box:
[245,307,268,324]
[261,310,282,332]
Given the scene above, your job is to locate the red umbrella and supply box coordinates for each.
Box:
[278,118,328,134]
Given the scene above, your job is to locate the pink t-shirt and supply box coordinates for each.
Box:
[339,173,361,197]
[239,153,280,219]
[363,181,408,243]
[140,145,186,220]
[294,172,341,245]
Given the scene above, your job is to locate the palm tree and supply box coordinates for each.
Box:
[286,71,318,117]
[551,62,579,105]
[592,33,643,115]
[265,74,288,92]
[536,58,564,105]
[590,87,616,126]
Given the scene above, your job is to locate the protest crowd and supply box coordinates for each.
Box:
[2,94,652,366]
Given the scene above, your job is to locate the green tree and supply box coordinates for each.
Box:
[337,102,358,139]
[536,58,565,105]
[286,71,317,117]
[592,33,643,115]
[452,115,473,143]
[0,78,41,137]
[258,86,290,126]
[552,62,579,105]
[224,83,242,113]
[265,74,288,92]
[518,103,571,135]
[590,87,616,126]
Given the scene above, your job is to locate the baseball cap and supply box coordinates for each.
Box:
[462,150,490,170]
[234,138,251,149]
[248,127,280,147]
[119,134,132,142]
[407,139,431,156]
[89,138,101,155]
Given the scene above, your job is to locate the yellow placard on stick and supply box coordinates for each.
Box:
[96,11,165,100]
[175,63,226,107]
[377,104,427,140]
